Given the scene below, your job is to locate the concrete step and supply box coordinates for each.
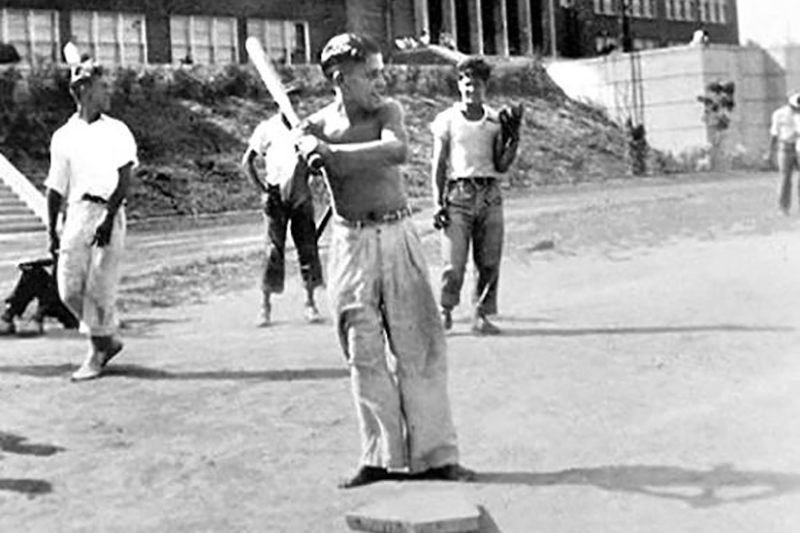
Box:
[0,212,43,223]
[0,203,34,215]
[0,221,45,234]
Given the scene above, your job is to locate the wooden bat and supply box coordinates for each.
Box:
[245,36,303,129]
[245,36,330,239]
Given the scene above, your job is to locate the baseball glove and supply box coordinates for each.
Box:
[499,103,524,144]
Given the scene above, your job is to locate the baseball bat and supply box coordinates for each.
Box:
[246,37,302,128]
[245,36,322,172]
[246,36,331,238]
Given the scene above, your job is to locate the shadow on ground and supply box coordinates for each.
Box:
[0,478,52,497]
[0,363,349,381]
[450,323,794,338]
[0,432,63,498]
[0,432,64,456]
[474,463,800,507]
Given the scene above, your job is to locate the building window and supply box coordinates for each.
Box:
[0,8,60,65]
[595,34,618,54]
[665,0,675,19]
[170,15,238,65]
[593,0,617,15]
[629,0,655,18]
[633,37,659,50]
[717,0,728,23]
[71,11,147,65]
[700,0,710,21]
[246,19,310,64]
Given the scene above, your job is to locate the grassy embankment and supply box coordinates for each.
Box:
[1,58,641,224]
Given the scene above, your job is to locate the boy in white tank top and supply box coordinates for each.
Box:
[430,57,521,334]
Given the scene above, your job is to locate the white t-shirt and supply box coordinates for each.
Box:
[770,105,800,145]
[247,115,310,206]
[45,114,138,204]
[430,103,502,179]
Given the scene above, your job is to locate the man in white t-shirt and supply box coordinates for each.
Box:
[242,112,323,327]
[430,56,521,335]
[45,52,137,381]
[769,92,800,214]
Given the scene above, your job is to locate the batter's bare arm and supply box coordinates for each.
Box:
[93,162,132,247]
[313,100,408,168]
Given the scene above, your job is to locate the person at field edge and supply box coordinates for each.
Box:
[45,51,137,381]
[294,32,475,488]
[430,56,522,335]
[242,106,324,327]
[769,91,800,214]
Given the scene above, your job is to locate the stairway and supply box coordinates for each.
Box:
[0,181,45,234]
[0,153,46,235]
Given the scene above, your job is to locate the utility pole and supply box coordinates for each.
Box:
[620,0,647,175]
[548,0,558,58]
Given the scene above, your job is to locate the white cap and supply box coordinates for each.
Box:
[789,92,800,108]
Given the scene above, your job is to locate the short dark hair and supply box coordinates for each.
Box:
[320,33,381,81]
[456,56,492,82]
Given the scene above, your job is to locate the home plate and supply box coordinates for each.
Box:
[346,489,481,532]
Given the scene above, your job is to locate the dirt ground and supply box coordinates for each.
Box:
[2,172,800,532]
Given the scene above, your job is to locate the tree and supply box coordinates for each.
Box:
[697,81,735,170]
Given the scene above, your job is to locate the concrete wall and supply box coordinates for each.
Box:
[546,43,800,162]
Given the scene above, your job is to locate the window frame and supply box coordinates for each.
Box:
[246,18,310,65]
[170,14,239,65]
[70,10,148,66]
[0,8,60,66]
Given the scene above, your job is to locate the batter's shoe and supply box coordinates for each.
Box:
[418,463,477,482]
[338,466,398,489]
[71,351,104,382]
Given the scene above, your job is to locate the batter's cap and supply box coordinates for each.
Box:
[789,92,800,108]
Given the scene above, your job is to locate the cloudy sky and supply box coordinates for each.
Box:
[737,0,800,46]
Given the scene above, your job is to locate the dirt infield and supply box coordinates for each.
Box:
[2,173,800,532]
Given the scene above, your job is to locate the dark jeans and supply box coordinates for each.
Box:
[263,190,323,294]
[440,179,504,316]
[3,259,79,328]
[778,143,799,211]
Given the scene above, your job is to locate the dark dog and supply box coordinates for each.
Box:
[1,258,79,335]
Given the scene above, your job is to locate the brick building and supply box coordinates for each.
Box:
[0,0,347,66]
[407,0,739,58]
[0,0,738,67]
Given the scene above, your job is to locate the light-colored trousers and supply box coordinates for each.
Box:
[57,201,125,337]
[327,216,459,472]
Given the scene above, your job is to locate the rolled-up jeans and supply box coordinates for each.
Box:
[327,216,459,472]
[778,142,799,209]
[440,178,504,316]
[262,191,323,294]
[57,201,125,337]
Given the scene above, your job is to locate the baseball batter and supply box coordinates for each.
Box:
[296,32,474,488]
